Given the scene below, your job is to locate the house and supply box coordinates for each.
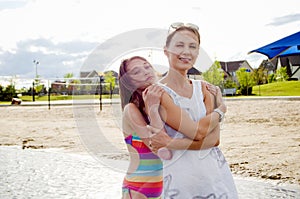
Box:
[219,60,254,82]
[259,59,275,75]
[80,70,99,80]
[80,70,118,79]
[80,70,119,94]
[51,80,67,94]
[163,67,202,80]
[259,55,300,80]
[275,55,300,80]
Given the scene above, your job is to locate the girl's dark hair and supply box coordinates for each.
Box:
[119,56,150,124]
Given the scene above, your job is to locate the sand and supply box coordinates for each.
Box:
[0,98,299,185]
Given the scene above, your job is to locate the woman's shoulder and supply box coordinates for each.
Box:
[191,79,205,84]
[190,79,208,91]
[194,79,208,90]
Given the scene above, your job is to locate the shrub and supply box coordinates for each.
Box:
[0,84,17,101]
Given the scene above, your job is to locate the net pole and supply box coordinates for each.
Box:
[99,76,102,111]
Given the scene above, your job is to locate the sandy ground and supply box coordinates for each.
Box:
[0,98,299,186]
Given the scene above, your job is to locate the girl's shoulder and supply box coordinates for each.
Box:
[122,103,141,133]
[123,103,139,118]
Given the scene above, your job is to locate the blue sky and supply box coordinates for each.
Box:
[0,0,299,78]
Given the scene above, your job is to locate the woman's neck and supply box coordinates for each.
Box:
[160,69,192,94]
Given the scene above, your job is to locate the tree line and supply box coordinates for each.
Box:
[0,63,290,101]
[202,61,289,95]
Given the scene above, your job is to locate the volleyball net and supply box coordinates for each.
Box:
[0,76,119,110]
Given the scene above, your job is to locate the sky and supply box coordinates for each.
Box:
[0,0,299,79]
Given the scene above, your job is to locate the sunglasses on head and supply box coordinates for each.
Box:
[169,22,199,33]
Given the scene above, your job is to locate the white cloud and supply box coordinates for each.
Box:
[0,0,300,77]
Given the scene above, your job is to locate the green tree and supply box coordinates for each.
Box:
[202,61,224,86]
[63,73,80,94]
[0,85,4,100]
[275,67,289,82]
[236,68,255,95]
[253,68,268,85]
[223,78,237,89]
[64,73,73,89]
[268,73,276,83]
[104,71,116,93]
[0,84,16,101]
[36,84,44,93]
[64,73,74,79]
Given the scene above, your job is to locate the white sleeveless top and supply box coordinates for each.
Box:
[159,79,238,199]
[160,79,206,139]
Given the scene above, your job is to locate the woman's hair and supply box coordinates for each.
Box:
[119,56,151,123]
[165,26,200,47]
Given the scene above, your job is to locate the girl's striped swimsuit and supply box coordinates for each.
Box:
[123,132,163,198]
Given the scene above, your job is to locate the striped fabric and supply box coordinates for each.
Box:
[123,132,163,198]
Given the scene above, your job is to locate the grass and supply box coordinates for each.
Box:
[252,81,300,96]
[0,94,119,105]
[19,94,119,102]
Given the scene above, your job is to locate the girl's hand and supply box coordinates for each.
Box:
[142,84,164,113]
[215,86,223,106]
[147,125,171,149]
[205,82,225,111]
[206,82,217,96]
[147,125,173,160]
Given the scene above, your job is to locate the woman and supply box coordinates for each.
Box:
[119,56,225,198]
[152,22,238,198]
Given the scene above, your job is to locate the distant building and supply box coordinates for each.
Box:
[275,55,300,80]
[259,55,300,80]
[219,60,254,82]
[51,80,67,94]
[259,60,275,75]
[80,70,119,94]
[80,70,118,79]
[80,70,99,79]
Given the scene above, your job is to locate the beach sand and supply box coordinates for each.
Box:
[0,98,299,185]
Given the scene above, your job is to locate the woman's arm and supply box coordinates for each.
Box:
[149,126,219,150]
[159,91,225,141]
[144,84,223,150]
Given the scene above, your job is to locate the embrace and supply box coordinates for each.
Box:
[119,22,238,199]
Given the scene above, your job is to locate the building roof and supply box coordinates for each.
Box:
[219,60,247,72]
[279,55,300,66]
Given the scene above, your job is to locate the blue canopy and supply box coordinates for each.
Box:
[249,31,300,59]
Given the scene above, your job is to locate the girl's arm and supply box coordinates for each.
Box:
[124,102,167,154]
[123,103,152,149]
[123,85,167,153]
